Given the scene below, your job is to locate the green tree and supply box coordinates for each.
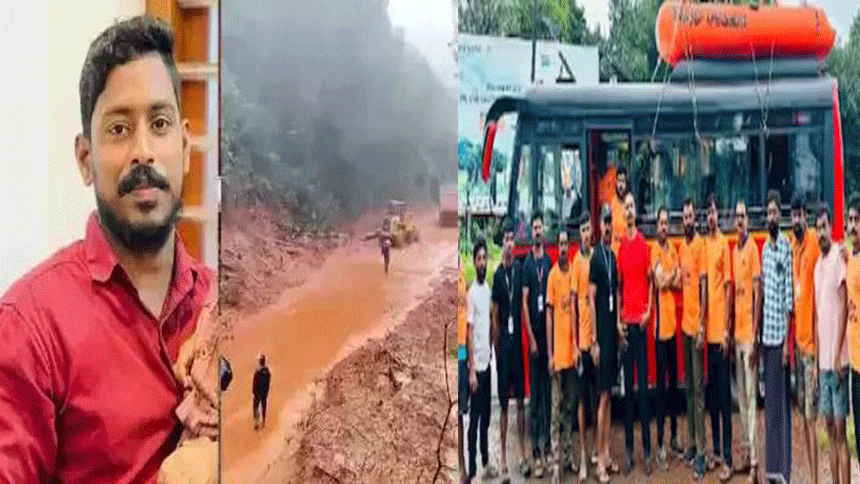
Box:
[826,9,860,197]
[458,0,512,35]
[599,0,663,82]
[508,0,591,45]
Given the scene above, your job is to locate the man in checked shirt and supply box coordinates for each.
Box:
[760,189,795,484]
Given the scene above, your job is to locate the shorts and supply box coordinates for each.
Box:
[572,351,596,407]
[819,368,849,418]
[459,357,469,416]
[796,351,817,419]
[597,338,619,393]
[496,338,525,407]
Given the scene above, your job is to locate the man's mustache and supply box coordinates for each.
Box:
[117,165,171,197]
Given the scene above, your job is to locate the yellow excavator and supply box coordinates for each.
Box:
[386,200,420,248]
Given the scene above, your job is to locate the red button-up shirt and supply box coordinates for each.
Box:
[0,213,214,484]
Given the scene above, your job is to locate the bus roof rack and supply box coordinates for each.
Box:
[669,58,825,83]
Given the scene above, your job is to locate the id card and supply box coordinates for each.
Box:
[538,294,544,313]
[508,315,514,335]
[609,294,614,312]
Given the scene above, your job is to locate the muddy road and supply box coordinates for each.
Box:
[221,213,457,483]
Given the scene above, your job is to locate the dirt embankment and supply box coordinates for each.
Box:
[254,274,458,483]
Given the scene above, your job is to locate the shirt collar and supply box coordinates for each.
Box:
[84,211,200,293]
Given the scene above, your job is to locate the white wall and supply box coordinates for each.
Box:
[0,0,143,294]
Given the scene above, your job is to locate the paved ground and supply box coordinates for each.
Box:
[460,395,860,483]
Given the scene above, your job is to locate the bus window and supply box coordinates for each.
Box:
[701,134,761,217]
[516,144,533,239]
[641,137,699,214]
[766,130,824,211]
[561,146,583,226]
[540,144,561,234]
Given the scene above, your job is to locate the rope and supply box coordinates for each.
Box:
[651,2,684,142]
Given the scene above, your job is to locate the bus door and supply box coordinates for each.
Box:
[585,126,632,245]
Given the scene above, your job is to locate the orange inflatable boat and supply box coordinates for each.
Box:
[656,1,835,66]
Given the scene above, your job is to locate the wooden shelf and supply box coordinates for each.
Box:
[177,0,215,8]
[177,62,218,81]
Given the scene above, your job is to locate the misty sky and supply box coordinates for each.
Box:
[391,0,857,88]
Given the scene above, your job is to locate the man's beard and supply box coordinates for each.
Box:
[793,223,804,241]
[476,266,487,283]
[96,195,181,255]
[769,221,779,239]
[684,223,694,238]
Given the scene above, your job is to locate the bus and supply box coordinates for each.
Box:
[480,60,845,398]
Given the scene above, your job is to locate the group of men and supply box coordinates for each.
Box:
[458,164,860,484]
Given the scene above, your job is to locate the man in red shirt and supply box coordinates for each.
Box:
[618,191,653,475]
[0,16,217,484]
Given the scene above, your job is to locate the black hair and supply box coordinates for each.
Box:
[767,189,781,209]
[579,210,590,226]
[707,192,718,211]
[532,210,543,223]
[817,203,831,224]
[79,16,180,138]
[473,237,487,261]
[503,218,515,235]
[791,193,807,213]
[683,197,693,208]
[616,165,627,178]
[657,205,669,220]
[849,192,860,215]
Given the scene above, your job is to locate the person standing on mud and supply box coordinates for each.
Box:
[546,230,575,484]
[845,193,860,468]
[458,257,469,484]
[571,211,597,482]
[732,199,761,483]
[467,237,497,481]
[617,191,653,476]
[761,189,794,484]
[253,354,271,430]
[380,216,392,274]
[813,205,850,484]
[491,219,526,482]
[702,193,733,482]
[651,205,682,472]
[522,212,553,478]
[679,197,707,479]
[590,205,621,484]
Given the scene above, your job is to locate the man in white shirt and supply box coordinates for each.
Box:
[814,204,850,484]
[467,237,497,481]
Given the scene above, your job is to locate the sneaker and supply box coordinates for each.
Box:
[718,463,732,482]
[658,446,669,471]
[578,455,588,482]
[518,459,531,478]
[693,455,706,480]
[643,453,653,476]
[623,451,634,475]
[534,459,545,479]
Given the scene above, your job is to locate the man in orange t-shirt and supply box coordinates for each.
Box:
[457,258,469,483]
[611,165,628,255]
[845,193,860,465]
[702,193,733,481]
[790,194,820,483]
[618,191,653,474]
[651,206,682,470]
[732,199,761,480]
[571,211,596,480]
[547,230,575,481]
[679,198,707,477]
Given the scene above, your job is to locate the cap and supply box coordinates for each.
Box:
[601,204,612,221]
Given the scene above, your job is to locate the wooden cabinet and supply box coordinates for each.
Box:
[146,0,219,270]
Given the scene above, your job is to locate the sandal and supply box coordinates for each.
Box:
[606,459,620,474]
[518,459,531,478]
[596,464,610,483]
[718,463,732,482]
[499,467,510,484]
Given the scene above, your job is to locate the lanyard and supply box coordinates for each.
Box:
[602,246,612,290]
[505,265,514,311]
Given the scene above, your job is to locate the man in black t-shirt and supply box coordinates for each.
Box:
[492,219,526,480]
[522,212,553,478]
[252,353,271,431]
[590,205,622,482]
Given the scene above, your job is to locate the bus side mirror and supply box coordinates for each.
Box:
[481,121,497,183]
